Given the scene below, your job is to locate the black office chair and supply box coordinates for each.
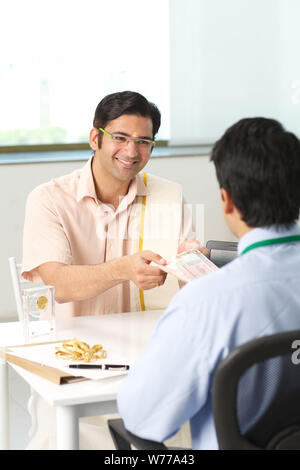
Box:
[108,330,300,450]
[108,419,168,450]
[213,329,300,450]
[206,240,238,267]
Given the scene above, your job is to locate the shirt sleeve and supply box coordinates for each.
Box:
[117,293,211,443]
[22,185,72,281]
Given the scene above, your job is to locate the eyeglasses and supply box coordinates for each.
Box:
[99,128,155,152]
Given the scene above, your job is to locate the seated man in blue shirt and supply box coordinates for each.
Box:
[117,117,300,450]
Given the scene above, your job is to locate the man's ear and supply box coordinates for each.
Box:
[220,188,234,214]
[89,128,99,151]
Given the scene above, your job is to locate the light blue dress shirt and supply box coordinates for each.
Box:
[117,224,300,449]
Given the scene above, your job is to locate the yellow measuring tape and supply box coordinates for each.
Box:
[138,173,147,311]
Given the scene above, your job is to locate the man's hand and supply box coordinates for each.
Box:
[34,252,168,304]
[177,239,210,258]
[177,240,210,289]
[124,251,167,290]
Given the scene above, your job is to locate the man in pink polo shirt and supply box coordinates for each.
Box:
[21,91,201,449]
[22,91,202,320]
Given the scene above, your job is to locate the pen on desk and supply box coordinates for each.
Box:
[68,364,130,370]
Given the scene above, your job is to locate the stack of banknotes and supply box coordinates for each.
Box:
[159,249,219,283]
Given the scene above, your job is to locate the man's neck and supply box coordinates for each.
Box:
[92,157,131,208]
[228,210,253,240]
[235,224,253,240]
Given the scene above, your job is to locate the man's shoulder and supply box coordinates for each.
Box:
[177,248,300,308]
[27,166,82,201]
[142,173,183,206]
[146,173,181,187]
[177,256,251,307]
[145,172,182,189]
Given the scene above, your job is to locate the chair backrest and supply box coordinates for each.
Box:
[206,240,238,268]
[212,330,300,450]
[8,257,43,322]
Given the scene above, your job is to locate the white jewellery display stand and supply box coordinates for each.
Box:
[22,285,56,343]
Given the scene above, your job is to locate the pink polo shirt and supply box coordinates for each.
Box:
[22,157,191,317]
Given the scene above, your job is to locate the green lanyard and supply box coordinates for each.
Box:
[240,235,300,255]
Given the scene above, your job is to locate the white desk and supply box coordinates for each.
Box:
[0,310,163,450]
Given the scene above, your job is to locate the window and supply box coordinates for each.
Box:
[0,0,170,148]
[2,0,299,153]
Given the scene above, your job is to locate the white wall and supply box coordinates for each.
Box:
[0,154,233,321]
[170,0,300,143]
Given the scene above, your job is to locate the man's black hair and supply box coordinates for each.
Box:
[210,117,300,227]
[93,91,161,148]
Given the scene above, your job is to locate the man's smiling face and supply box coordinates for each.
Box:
[94,114,153,185]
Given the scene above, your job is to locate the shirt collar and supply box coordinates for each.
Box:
[238,224,300,255]
[76,156,98,203]
[76,156,149,203]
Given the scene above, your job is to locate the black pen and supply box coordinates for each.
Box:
[69,364,130,370]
